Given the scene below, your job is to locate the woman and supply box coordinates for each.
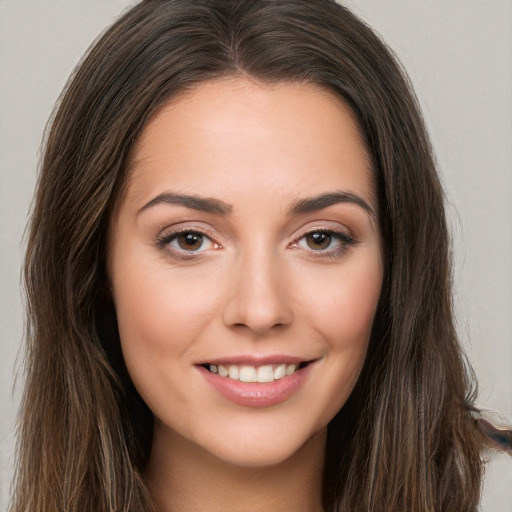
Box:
[9,1,509,511]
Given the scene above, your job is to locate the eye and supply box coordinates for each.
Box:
[296,229,354,253]
[157,230,214,254]
[302,232,336,250]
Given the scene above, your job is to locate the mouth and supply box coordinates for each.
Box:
[199,361,313,383]
[197,358,317,407]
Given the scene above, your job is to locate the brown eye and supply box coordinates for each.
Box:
[176,232,204,251]
[305,232,333,250]
[295,229,355,257]
[163,231,213,253]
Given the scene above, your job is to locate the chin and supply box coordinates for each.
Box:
[187,418,328,469]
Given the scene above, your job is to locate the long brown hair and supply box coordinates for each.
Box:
[12,1,489,510]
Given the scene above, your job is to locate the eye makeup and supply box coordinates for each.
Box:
[291,228,357,260]
[155,227,221,260]
[155,224,357,263]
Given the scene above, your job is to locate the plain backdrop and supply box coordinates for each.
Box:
[0,1,510,510]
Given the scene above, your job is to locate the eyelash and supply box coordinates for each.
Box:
[155,228,356,260]
[156,228,218,260]
[293,229,356,259]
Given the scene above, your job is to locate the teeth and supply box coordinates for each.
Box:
[256,365,274,383]
[207,363,300,382]
[228,365,239,380]
[239,366,257,382]
[274,364,286,380]
[286,363,297,376]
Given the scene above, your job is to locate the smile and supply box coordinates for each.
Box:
[206,363,303,382]
[198,360,315,408]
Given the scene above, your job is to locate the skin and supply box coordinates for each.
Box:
[108,77,383,512]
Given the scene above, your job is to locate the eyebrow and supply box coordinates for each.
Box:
[138,190,375,219]
[138,193,232,216]
[289,191,376,220]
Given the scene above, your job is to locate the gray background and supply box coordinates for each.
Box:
[1,1,510,510]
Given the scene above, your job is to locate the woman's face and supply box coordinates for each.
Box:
[108,78,383,467]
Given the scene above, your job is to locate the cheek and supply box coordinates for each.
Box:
[303,257,382,347]
[111,260,223,398]
[298,255,382,419]
[116,285,210,351]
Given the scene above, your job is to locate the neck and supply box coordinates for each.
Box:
[145,425,326,512]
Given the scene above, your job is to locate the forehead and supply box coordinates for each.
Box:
[123,77,375,213]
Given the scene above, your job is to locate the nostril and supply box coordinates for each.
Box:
[231,321,287,332]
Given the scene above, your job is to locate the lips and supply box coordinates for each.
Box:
[197,357,316,408]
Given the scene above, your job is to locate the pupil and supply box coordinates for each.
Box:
[178,233,202,251]
[307,232,331,250]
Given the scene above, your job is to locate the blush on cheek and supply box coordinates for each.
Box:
[314,290,379,342]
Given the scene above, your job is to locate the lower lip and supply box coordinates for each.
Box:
[198,364,314,408]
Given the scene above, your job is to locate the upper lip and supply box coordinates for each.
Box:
[197,354,318,366]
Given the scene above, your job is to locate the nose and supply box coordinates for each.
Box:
[222,250,294,335]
